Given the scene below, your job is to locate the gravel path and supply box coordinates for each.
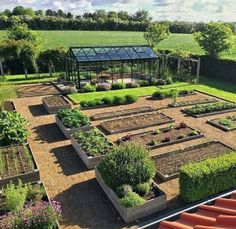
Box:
[13,90,236,229]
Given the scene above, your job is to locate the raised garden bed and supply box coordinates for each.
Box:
[0,144,40,188]
[152,141,234,181]
[169,97,218,107]
[100,112,174,134]
[91,106,156,121]
[95,167,167,223]
[71,128,114,169]
[152,89,196,100]
[182,102,236,118]
[42,95,71,114]
[0,181,60,228]
[1,101,16,112]
[207,115,236,131]
[118,123,203,149]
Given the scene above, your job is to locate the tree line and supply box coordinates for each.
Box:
[0,6,235,33]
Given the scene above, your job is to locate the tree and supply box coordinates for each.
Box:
[12,6,35,16]
[144,23,170,49]
[194,22,233,58]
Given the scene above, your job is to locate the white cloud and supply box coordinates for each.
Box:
[0,0,235,22]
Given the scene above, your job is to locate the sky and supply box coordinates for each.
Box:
[0,0,236,22]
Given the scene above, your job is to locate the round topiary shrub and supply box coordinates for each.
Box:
[98,143,156,190]
[120,191,145,208]
[135,182,150,196]
[113,96,126,105]
[83,84,96,93]
[125,94,138,103]
[80,101,88,107]
[116,184,133,198]
[0,111,29,146]
[102,97,114,105]
[112,82,126,90]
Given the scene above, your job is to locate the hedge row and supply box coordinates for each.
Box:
[152,89,195,99]
[179,152,236,203]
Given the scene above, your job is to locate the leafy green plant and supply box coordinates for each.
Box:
[4,180,28,212]
[26,183,45,202]
[57,108,90,129]
[125,94,138,103]
[73,129,113,157]
[189,130,198,136]
[83,83,96,92]
[135,182,150,196]
[113,95,126,105]
[150,139,158,146]
[152,89,194,100]
[153,128,160,135]
[0,112,29,146]
[120,191,145,208]
[116,184,133,198]
[112,82,126,90]
[102,97,114,105]
[219,117,234,128]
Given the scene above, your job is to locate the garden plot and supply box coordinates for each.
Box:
[169,97,218,107]
[91,106,156,121]
[152,141,234,181]
[207,115,236,131]
[118,123,203,149]
[100,112,174,134]
[0,144,40,188]
[42,95,71,114]
[0,101,16,112]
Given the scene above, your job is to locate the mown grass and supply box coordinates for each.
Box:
[0,84,17,104]
[0,31,235,60]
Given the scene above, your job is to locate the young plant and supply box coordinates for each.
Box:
[189,130,198,136]
[150,139,158,146]
[153,128,161,135]
[172,90,179,105]
[178,134,185,139]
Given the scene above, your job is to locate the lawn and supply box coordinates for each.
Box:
[0,31,235,60]
[0,84,17,104]
[69,77,236,104]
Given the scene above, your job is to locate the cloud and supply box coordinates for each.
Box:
[0,0,235,22]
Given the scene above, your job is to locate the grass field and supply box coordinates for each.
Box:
[0,30,236,60]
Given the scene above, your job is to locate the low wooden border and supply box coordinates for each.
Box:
[100,112,175,135]
[0,144,40,189]
[207,119,236,132]
[95,167,167,223]
[91,106,156,121]
[152,141,235,181]
[55,115,92,139]
[1,101,17,112]
[118,125,204,149]
[42,95,71,114]
[71,128,114,169]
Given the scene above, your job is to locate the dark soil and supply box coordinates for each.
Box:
[170,98,218,107]
[2,101,16,112]
[153,141,234,178]
[0,145,35,178]
[119,125,202,149]
[44,96,70,107]
[101,112,173,134]
[92,106,155,120]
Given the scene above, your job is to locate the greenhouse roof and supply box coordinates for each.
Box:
[69,45,158,63]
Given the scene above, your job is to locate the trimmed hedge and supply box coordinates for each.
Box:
[152,89,194,100]
[179,152,236,203]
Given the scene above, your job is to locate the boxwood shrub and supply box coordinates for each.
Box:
[179,152,236,203]
[83,84,96,93]
[111,82,126,90]
[152,89,195,100]
[57,108,90,129]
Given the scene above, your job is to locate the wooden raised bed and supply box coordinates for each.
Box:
[0,144,40,188]
[207,115,236,132]
[56,115,92,138]
[43,95,71,114]
[152,141,235,181]
[95,167,167,223]
[169,98,218,108]
[1,101,16,112]
[118,124,203,149]
[91,106,156,121]
[100,112,175,134]
[71,128,114,169]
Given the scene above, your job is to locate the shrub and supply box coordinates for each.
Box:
[79,100,88,107]
[4,180,28,212]
[0,111,29,146]
[135,182,150,196]
[96,83,111,91]
[102,97,114,105]
[126,82,139,88]
[116,184,133,198]
[154,78,168,85]
[83,83,96,92]
[98,143,156,190]
[125,94,138,103]
[219,117,234,128]
[120,191,145,208]
[152,89,194,100]
[112,82,126,90]
[57,108,90,128]
[113,96,126,105]
[180,152,236,203]
[138,80,150,87]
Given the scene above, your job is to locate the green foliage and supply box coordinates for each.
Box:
[144,22,170,48]
[120,191,145,208]
[150,139,158,146]
[4,180,28,212]
[135,182,150,196]
[98,143,155,190]
[112,82,126,90]
[83,84,96,92]
[125,82,139,88]
[0,111,29,146]
[26,183,45,202]
[185,102,236,116]
[73,129,113,157]
[180,152,236,203]
[194,22,233,58]
[102,97,114,105]
[57,108,90,129]
[116,184,133,198]
[152,89,194,100]
[138,80,150,87]
[125,94,138,103]
[113,95,126,105]
[219,117,234,128]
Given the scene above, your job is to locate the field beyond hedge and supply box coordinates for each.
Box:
[0,30,236,60]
